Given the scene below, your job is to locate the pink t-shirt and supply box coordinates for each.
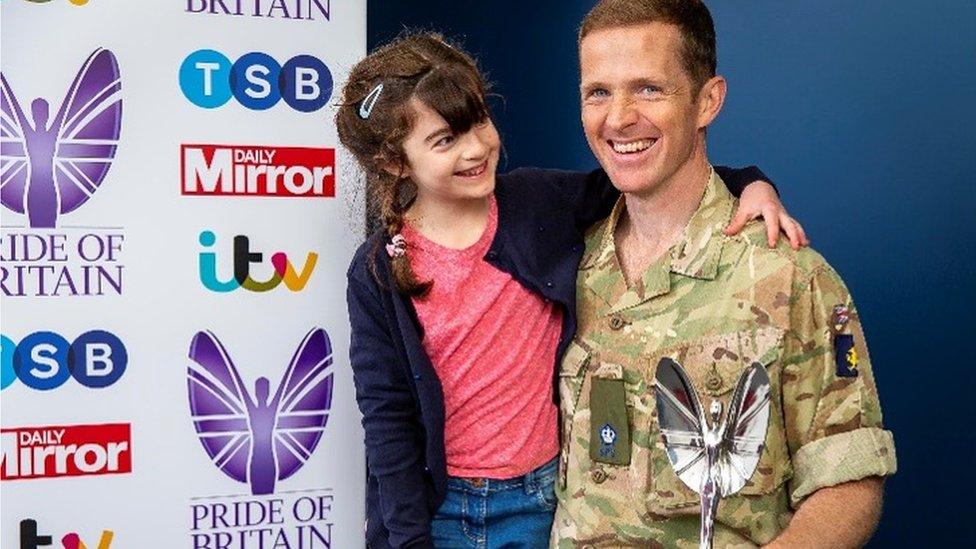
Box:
[403,195,561,479]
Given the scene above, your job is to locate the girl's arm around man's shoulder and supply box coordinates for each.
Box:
[499,165,774,231]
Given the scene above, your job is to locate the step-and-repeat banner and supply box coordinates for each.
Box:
[1,1,366,547]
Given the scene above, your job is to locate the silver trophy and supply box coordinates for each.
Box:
[654,358,771,549]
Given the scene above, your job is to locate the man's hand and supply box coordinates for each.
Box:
[724,181,809,250]
[763,477,884,548]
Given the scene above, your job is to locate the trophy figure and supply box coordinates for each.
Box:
[654,358,772,549]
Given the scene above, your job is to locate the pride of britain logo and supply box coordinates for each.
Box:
[1,48,126,298]
[186,328,336,548]
[1,48,121,229]
[187,327,333,495]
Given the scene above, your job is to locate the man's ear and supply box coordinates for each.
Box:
[696,75,727,129]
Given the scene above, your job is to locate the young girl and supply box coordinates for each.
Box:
[338,32,803,549]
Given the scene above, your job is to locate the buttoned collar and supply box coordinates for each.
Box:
[581,169,735,314]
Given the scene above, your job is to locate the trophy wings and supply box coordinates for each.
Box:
[717,362,771,496]
[654,358,772,498]
[655,357,708,493]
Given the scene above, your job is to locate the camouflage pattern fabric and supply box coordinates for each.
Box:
[551,171,897,548]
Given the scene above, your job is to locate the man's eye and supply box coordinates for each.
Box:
[640,85,662,96]
[585,89,609,100]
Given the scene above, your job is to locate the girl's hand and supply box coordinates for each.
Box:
[724,181,809,250]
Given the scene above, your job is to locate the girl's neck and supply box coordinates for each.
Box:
[406,191,492,250]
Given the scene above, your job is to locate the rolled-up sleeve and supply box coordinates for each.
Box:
[781,264,897,507]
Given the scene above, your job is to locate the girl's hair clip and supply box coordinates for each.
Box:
[358,83,384,119]
[385,233,407,259]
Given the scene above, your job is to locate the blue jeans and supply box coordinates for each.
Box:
[431,456,557,548]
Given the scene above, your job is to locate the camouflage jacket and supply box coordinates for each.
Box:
[552,171,897,548]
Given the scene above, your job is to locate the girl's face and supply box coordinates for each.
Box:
[398,98,500,206]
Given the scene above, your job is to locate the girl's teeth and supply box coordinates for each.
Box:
[612,140,653,154]
[459,163,484,176]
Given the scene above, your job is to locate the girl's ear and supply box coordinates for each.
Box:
[382,162,409,179]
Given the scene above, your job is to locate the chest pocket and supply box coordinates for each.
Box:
[647,326,792,514]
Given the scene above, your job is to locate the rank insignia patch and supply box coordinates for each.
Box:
[835,334,859,377]
[599,423,618,458]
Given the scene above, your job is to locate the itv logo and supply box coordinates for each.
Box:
[18,518,114,549]
[21,1,91,5]
[198,231,317,292]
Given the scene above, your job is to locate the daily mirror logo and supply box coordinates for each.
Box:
[1,423,132,481]
[185,1,331,21]
[182,145,335,198]
[0,48,126,298]
[186,329,336,548]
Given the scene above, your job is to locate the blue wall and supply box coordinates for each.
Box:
[370,1,976,545]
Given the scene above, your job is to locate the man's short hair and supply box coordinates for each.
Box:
[579,0,717,93]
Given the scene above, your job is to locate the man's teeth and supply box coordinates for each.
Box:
[611,139,654,154]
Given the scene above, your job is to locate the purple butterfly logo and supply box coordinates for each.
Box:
[187,328,334,495]
[1,48,122,228]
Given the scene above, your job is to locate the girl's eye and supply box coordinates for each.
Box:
[435,134,456,147]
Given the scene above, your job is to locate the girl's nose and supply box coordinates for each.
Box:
[461,132,489,160]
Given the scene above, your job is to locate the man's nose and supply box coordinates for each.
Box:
[607,97,639,131]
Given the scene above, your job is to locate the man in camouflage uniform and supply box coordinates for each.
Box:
[553,1,897,547]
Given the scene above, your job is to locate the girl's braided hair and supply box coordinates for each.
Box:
[336,32,491,296]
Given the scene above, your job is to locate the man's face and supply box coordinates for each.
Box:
[580,23,711,197]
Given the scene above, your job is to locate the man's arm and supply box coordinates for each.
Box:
[777,262,896,547]
[765,477,884,548]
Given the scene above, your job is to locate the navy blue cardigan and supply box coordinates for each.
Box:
[345,166,765,549]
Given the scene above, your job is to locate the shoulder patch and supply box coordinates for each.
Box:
[834,334,859,378]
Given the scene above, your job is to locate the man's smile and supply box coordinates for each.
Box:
[609,138,657,154]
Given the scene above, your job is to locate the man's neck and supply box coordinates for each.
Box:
[614,151,712,284]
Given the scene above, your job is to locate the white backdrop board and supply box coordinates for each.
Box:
[0,1,366,547]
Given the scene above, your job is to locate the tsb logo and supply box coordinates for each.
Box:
[181,144,335,198]
[18,518,114,549]
[198,231,317,292]
[179,50,332,112]
[2,423,132,481]
[1,331,127,390]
